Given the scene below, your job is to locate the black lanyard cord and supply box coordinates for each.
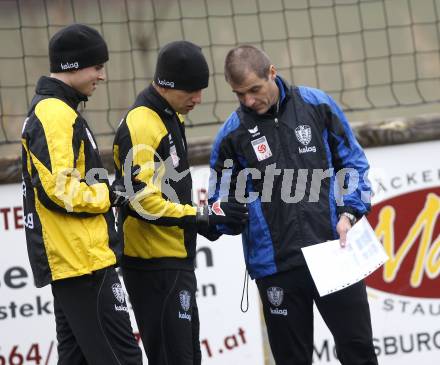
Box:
[240,268,250,313]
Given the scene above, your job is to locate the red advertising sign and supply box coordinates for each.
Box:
[366,188,440,298]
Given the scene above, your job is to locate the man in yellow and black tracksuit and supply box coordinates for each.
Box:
[21,24,142,365]
[113,41,248,365]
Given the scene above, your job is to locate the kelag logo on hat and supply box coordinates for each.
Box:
[366,187,440,298]
[49,24,109,73]
[157,78,175,88]
[60,62,79,70]
[154,40,209,91]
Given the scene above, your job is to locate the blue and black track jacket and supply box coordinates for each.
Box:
[21,76,119,288]
[209,77,371,279]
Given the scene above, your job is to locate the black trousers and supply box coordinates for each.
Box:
[256,266,378,365]
[51,267,142,365]
[123,268,201,365]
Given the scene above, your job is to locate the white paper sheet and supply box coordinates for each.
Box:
[301,217,389,297]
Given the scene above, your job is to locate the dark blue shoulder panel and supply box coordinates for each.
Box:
[210,111,241,168]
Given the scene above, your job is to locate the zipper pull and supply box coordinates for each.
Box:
[274,117,279,128]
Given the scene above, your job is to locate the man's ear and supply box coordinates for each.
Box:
[269,64,277,81]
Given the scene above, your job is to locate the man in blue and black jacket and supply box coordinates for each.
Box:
[209,45,378,365]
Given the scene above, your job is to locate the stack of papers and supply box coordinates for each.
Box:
[301,217,389,297]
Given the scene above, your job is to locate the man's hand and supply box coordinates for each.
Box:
[196,199,248,226]
[109,165,146,207]
[109,178,129,207]
[336,215,353,247]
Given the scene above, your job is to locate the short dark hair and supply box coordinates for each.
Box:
[224,45,271,84]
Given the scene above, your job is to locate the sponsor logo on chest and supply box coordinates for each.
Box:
[169,134,180,167]
[295,124,316,154]
[248,125,260,138]
[251,136,273,161]
[170,145,180,167]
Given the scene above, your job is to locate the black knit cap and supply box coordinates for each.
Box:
[49,24,109,73]
[154,41,209,91]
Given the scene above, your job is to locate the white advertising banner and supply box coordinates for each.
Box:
[0,170,264,365]
[2,140,439,364]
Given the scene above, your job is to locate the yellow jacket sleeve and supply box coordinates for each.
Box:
[28,98,110,214]
[122,107,196,224]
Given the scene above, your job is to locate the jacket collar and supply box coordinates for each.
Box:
[35,76,88,110]
[239,75,291,119]
[136,83,177,121]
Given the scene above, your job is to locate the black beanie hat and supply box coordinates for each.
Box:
[154,41,209,91]
[49,24,109,73]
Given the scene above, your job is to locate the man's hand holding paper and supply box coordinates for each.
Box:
[302,217,389,297]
